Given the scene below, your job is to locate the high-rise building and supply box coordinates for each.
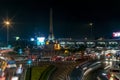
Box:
[48,8,55,42]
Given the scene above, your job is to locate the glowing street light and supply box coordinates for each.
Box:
[89,22,93,26]
[3,19,11,45]
[89,22,93,40]
[4,21,10,25]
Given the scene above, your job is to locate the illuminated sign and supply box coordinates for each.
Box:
[37,37,45,43]
[113,32,120,37]
[37,37,45,46]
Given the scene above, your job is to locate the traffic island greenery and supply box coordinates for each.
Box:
[25,68,31,80]
[31,65,49,80]
[25,65,49,80]
[25,65,56,80]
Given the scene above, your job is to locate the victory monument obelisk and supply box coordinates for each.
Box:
[48,8,55,42]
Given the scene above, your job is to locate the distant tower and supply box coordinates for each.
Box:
[48,8,55,42]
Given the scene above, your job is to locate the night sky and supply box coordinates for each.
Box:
[0,0,120,41]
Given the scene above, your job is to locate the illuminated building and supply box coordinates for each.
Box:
[113,32,120,37]
[54,43,61,50]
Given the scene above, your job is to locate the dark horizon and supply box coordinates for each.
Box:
[0,0,120,41]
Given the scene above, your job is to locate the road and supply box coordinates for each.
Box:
[84,68,108,80]
[4,67,16,80]
[83,60,109,80]
[70,67,83,80]
[69,60,99,80]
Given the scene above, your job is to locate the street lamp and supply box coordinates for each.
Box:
[89,22,93,40]
[4,20,11,45]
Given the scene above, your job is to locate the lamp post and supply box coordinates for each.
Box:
[89,22,93,40]
[4,20,10,45]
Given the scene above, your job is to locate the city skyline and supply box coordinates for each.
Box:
[0,1,120,41]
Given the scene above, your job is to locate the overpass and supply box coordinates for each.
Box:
[58,39,120,48]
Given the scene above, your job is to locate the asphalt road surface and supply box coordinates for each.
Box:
[70,67,83,80]
[84,67,108,80]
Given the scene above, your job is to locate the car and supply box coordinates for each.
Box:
[14,57,27,61]
[83,67,87,71]
[7,64,17,68]
[7,60,17,68]
[75,58,82,61]
[0,76,5,80]
[76,66,79,69]
[15,57,24,61]
[11,76,19,80]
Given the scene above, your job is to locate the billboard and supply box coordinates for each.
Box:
[37,37,45,46]
[37,37,45,43]
[113,32,120,37]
